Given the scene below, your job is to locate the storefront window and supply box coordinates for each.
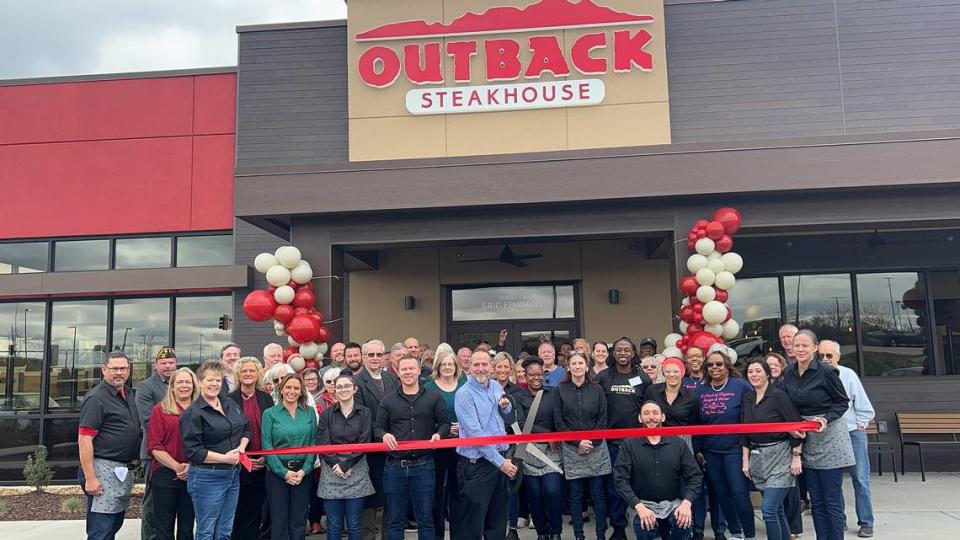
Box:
[54,239,110,271]
[0,418,41,481]
[175,296,233,367]
[0,302,47,412]
[115,237,172,269]
[113,298,171,387]
[857,272,930,376]
[0,242,48,274]
[49,300,108,411]
[451,285,575,321]
[784,274,858,372]
[176,235,233,267]
[725,277,781,359]
[930,270,960,376]
[44,417,80,479]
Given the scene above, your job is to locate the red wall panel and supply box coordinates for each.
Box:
[0,73,237,239]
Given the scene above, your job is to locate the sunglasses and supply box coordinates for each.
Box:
[272,379,282,385]
[822,353,837,359]
[366,352,384,358]
[323,379,336,384]
[705,361,726,368]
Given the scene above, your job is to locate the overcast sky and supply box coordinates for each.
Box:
[0,0,347,80]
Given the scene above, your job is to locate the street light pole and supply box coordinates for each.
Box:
[68,325,78,409]
[23,308,31,356]
[121,327,133,351]
[884,277,900,332]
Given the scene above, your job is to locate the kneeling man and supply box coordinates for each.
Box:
[613,401,702,540]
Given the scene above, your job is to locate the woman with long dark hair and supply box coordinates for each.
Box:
[554,353,610,540]
[782,330,852,540]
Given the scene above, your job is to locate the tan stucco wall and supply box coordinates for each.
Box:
[347,239,673,346]
[347,0,671,161]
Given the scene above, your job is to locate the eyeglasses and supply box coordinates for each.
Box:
[366,352,384,358]
[822,353,836,359]
[105,366,129,372]
[705,361,726,368]
[334,384,354,391]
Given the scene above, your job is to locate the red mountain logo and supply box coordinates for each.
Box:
[355,0,655,42]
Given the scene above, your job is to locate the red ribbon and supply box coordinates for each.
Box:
[239,421,818,472]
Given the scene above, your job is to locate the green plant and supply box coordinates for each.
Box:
[0,499,8,516]
[22,445,53,492]
[61,496,84,514]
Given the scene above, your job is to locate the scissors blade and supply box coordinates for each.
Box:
[524,443,563,475]
[513,390,545,461]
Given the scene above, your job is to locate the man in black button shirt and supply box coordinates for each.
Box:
[78,351,142,540]
[598,336,652,540]
[375,354,450,540]
[614,401,702,540]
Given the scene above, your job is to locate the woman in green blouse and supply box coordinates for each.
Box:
[262,373,318,540]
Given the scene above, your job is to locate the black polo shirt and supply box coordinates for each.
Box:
[373,386,450,460]
[78,381,142,463]
[180,395,251,465]
[782,357,849,423]
[613,436,703,506]
[644,383,700,427]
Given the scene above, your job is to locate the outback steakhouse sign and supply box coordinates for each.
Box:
[355,0,656,115]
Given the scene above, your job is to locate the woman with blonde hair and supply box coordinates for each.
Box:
[424,350,464,538]
[148,367,199,540]
[227,357,273,540]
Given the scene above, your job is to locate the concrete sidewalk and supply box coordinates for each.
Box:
[3,472,956,539]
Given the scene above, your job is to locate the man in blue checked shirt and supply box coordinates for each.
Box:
[455,350,518,540]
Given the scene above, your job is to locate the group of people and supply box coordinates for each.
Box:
[77,325,877,540]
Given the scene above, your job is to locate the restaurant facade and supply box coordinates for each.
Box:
[2,0,960,480]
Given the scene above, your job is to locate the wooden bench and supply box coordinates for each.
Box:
[896,413,960,481]
[866,420,897,482]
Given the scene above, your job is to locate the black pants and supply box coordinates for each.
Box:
[142,461,157,540]
[432,449,460,540]
[150,469,195,540]
[309,472,324,524]
[457,457,508,540]
[265,471,312,540]
[233,473,267,540]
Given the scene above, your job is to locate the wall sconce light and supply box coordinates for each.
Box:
[608,289,620,304]
[403,296,416,310]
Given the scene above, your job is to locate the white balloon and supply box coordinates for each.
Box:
[288,355,305,372]
[707,258,726,274]
[254,253,279,274]
[681,297,691,307]
[275,246,303,269]
[696,285,717,303]
[727,348,738,365]
[290,262,313,284]
[720,252,744,274]
[287,335,300,347]
[703,300,727,325]
[705,323,723,337]
[299,342,319,359]
[679,321,689,334]
[722,319,741,339]
[664,333,682,348]
[266,265,292,287]
[715,271,736,291]
[317,343,329,357]
[273,321,285,331]
[696,268,716,286]
[707,251,722,260]
[695,238,716,256]
[274,285,295,305]
[686,254,708,274]
[662,346,683,359]
[275,328,287,337]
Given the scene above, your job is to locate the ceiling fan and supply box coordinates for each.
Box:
[457,244,543,267]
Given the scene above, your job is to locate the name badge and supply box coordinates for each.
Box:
[628,376,643,387]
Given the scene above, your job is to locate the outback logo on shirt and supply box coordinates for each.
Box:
[608,384,640,395]
[354,0,656,115]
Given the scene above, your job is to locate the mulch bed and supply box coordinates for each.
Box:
[0,489,143,521]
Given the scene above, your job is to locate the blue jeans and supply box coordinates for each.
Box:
[570,475,607,539]
[187,466,240,540]
[760,487,791,540]
[805,467,845,540]
[703,451,754,538]
[526,472,563,535]
[606,443,627,530]
[847,429,874,528]
[78,467,127,540]
[692,473,726,535]
[382,459,434,540]
[325,497,365,540]
[632,513,692,540]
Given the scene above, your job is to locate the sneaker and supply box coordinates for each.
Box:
[405,521,418,532]
[517,517,528,529]
[714,534,727,540]
[858,526,874,538]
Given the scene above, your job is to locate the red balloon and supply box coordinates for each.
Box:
[301,281,314,291]
[282,346,299,362]
[693,312,704,324]
[687,240,696,252]
[303,359,321,371]
[687,232,698,242]
[713,207,742,235]
[705,221,725,241]
[725,306,733,322]
[273,304,295,324]
[692,302,704,313]
[695,219,709,229]
[243,290,277,322]
[696,229,707,239]
[294,307,309,315]
[715,289,729,303]
[316,327,329,344]
[715,235,734,253]
[292,288,316,309]
[680,275,699,296]
[680,307,694,323]
[286,315,321,344]
[688,331,724,351]
[266,286,277,293]
[287,280,298,288]
[687,323,703,334]
[308,310,324,326]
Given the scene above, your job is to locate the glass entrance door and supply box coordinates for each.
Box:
[447,321,579,357]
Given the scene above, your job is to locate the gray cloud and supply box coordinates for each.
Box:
[0,0,346,79]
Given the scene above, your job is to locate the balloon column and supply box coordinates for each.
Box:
[242,246,329,372]
[662,208,744,362]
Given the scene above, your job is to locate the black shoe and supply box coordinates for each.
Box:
[608,528,627,540]
[536,535,549,540]
[858,526,874,538]
[506,529,520,540]
[404,521,418,532]
[714,534,727,540]
[692,533,705,540]
[550,535,562,540]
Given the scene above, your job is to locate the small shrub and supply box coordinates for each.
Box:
[23,445,53,492]
[0,499,8,516]
[61,496,85,514]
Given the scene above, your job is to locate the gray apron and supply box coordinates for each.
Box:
[749,440,795,489]
[802,415,855,470]
[90,458,134,514]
